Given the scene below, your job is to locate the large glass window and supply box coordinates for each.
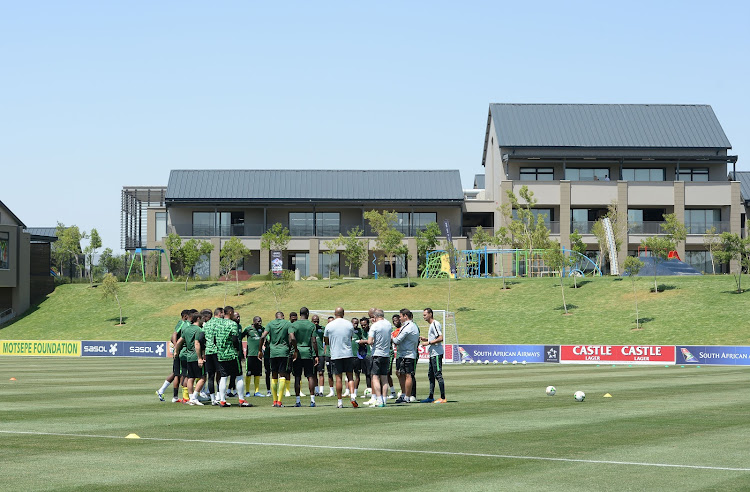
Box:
[622,168,665,181]
[192,211,244,236]
[192,212,214,236]
[571,209,606,233]
[565,168,610,181]
[519,167,554,181]
[413,213,437,232]
[628,208,667,233]
[685,251,713,274]
[395,213,410,235]
[316,213,340,236]
[289,253,309,276]
[0,231,8,270]
[512,208,553,224]
[194,254,210,279]
[289,213,314,236]
[677,168,709,182]
[685,209,721,234]
[155,212,167,241]
[319,252,340,277]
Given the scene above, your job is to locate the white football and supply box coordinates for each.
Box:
[469,360,475,364]
[521,360,527,365]
[546,386,556,396]
[492,360,499,365]
[364,388,372,396]
[512,360,517,365]
[574,391,585,402]
[461,359,467,364]
[484,360,490,365]
[502,360,508,365]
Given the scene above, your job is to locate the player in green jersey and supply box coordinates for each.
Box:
[244,316,265,397]
[259,311,296,407]
[290,307,319,407]
[173,312,207,405]
[202,307,223,405]
[312,314,326,396]
[156,310,190,402]
[215,306,252,407]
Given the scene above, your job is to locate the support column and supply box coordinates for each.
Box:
[309,238,319,276]
[210,237,221,278]
[358,240,370,278]
[730,181,742,273]
[673,181,686,261]
[407,237,418,277]
[617,181,629,271]
[260,248,270,275]
[559,180,571,248]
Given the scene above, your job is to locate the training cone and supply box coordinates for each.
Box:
[603,393,612,398]
[9,377,16,381]
[125,433,140,439]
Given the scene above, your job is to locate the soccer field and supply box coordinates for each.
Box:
[1,358,749,491]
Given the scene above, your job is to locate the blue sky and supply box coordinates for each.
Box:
[2,1,748,252]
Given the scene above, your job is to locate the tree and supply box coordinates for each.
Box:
[394,242,413,287]
[661,213,687,252]
[623,256,645,329]
[180,239,214,291]
[416,221,441,275]
[641,236,674,293]
[492,226,511,289]
[471,225,493,249]
[261,223,291,252]
[542,241,574,314]
[569,229,586,288]
[591,201,624,274]
[83,228,102,285]
[322,237,342,288]
[714,233,750,293]
[340,227,368,277]
[220,236,251,296]
[53,223,85,279]
[364,210,404,278]
[99,248,126,277]
[101,273,123,325]
[702,226,721,275]
[500,186,550,276]
[265,269,294,311]
[591,220,607,272]
[164,233,183,275]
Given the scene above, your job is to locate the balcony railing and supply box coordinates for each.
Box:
[686,221,731,234]
[628,221,665,234]
[571,221,597,234]
[629,221,731,235]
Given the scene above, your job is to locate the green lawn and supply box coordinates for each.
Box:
[1,357,749,491]
[2,275,750,344]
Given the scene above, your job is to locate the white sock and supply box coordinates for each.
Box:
[311,395,315,403]
[337,398,343,406]
[353,389,357,398]
[235,377,245,399]
[158,380,170,394]
[190,392,197,401]
[219,377,228,402]
[296,395,301,403]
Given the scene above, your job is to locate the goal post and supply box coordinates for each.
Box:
[309,309,459,363]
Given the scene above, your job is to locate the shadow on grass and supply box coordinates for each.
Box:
[554,304,578,312]
[570,280,591,288]
[634,317,654,325]
[456,306,474,312]
[191,283,220,290]
[106,317,129,324]
[650,284,677,293]
[612,278,623,281]
[240,287,258,295]
[0,298,48,329]
[391,282,417,288]
[721,289,747,295]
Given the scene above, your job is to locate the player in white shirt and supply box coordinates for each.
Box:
[420,307,446,403]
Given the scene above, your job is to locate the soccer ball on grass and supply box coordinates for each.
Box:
[545,386,556,396]
[574,391,585,402]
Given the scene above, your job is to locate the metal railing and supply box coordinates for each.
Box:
[0,308,15,326]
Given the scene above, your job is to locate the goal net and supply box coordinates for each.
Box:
[309,309,459,364]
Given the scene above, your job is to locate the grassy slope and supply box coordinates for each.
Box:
[1,358,749,491]
[1,275,749,344]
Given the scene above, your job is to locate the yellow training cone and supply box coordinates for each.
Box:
[9,377,16,381]
[603,393,612,398]
[125,433,140,439]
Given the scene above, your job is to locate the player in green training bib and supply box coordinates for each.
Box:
[290,307,319,407]
[259,311,295,407]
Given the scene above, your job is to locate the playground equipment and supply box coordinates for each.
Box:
[637,245,681,260]
[421,248,602,279]
[125,248,174,282]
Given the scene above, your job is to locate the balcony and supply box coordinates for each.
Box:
[570,221,597,234]
[628,221,665,234]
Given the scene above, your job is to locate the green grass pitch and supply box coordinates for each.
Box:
[1,357,749,491]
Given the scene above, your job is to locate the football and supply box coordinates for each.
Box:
[521,360,527,365]
[469,359,475,364]
[461,359,467,364]
[502,360,508,365]
[546,386,556,396]
[492,360,499,365]
[484,360,490,365]
[512,360,517,365]
[364,388,372,396]
[574,391,585,402]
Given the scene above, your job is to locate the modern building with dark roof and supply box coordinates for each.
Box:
[129,169,466,277]
[472,103,742,273]
[0,200,31,322]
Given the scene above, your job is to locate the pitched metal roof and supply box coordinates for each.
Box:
[0,199,26,228]
[24,227,58,241]
[473,174,485,189]
[734,172,750,204]
[166,170,464,202]
[489,104,732,148]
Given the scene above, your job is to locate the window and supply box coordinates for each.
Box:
[413,213,437,233]
[192,212,244,236]
[677,168,709,182]
[565,168,610,181]
[685,251,714,274]
[319,252,340,277]
[316,213,340,236]
[512,208,553,224]
[628,209,666,233]
[0,231,8,269]
[520,167,554,181]
[571,209,606,233]
[289,253,309,276]
[395,213,410,235]
[194,254,210,279]
[622,168,665,181]
[155,212,167,241]
[289,213,314,236]
[192,212,214,236]
[685,209,721,234]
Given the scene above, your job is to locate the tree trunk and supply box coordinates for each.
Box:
[710,252,715,275]
[116,293,122,325]
[632,279,639,329]
[235,266,240,296]
[185,275,189,292]
[560,276,568,314]
[653,270,658,293]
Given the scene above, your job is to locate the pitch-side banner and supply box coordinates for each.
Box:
[0,340,81,357]
[83,340,167,357]
[676,346,750,365]
[417,344,455,363]
[457,344,545,363]
[560,345,675,364]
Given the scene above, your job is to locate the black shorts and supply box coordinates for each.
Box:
[315,356,325,374]
[172,356,181,376]
[246,357,263,376]
[388,355,394,376]
[371,356,390,376]
[180,357,188,377]
[186,361,205,379]
[353,357,364,374]
[269,356,291,374]
[364,355,372,376]
[293,358,315,378]
[218,358,241,378]
[205,353,219,375]
[396,357,415,376]
[324,356,333,377]
[263,355,271,371]
[331,357,355,375]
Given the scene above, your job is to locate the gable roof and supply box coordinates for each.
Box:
[488,104,732,149]
[735,172,750,204]
[24,227,58,242]
[0,199,26,228]
[166,170,465,202]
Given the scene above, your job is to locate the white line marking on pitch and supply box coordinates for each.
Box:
[1,430,748,472]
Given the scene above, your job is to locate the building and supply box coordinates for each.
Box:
[129,170,465,277]
[122,103,741,277]
[0,200,31,322]
[470,103,741,273]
